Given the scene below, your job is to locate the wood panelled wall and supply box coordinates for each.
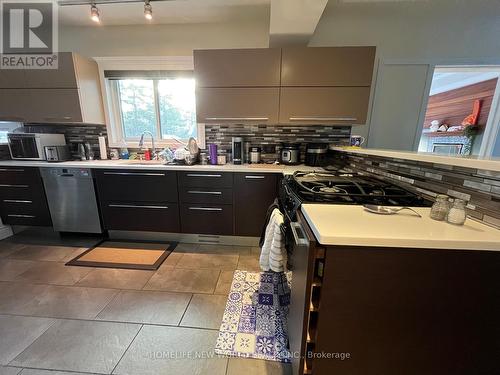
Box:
[423,78,498,129]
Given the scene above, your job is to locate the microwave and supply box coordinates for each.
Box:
[8,133,66,160]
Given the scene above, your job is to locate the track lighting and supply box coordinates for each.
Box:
[90,2,100,23]
[144,0,152,20]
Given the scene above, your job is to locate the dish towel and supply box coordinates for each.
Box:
[259,208,287,272]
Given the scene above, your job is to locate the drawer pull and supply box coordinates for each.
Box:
[289,117,357,121]
[188,207,223,211]
[7,214,35,218]
[245,175,266,179]
[187,190,222,195]
[0,168,25,172]
[0,184,29,188]
[205,117,269,121]
[109,204,168,209]
[3,199,32,203]
[103,172,166,176]
[186,174,222,178]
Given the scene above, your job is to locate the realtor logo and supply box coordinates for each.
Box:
[0,0,58,69]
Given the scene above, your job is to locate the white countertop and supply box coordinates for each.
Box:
[0,159,320,175]
[301,204,500,251]
[331,147,500,172]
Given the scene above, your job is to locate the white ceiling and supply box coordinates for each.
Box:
[58,0,270,26]
[430,70,500,96]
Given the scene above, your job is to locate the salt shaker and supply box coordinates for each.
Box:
[430,194,450,221]
[447,199,467,225]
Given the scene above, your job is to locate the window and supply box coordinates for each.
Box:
[105,69,197,146]
[0,122,21,144]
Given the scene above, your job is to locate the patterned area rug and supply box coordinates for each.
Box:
[214,270,292,363]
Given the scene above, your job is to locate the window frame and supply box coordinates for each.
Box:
[95,56,204,149]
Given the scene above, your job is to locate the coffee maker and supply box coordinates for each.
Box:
[232,137,243,165]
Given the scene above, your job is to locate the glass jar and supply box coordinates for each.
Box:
[447,199,467,225]
[430,194,450,221]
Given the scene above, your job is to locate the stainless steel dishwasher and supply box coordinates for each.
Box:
[40,168,103,233]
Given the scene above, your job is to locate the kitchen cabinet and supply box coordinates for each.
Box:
[0,52,105,124]
[195,87,280,124]
[0,90,32,122]
[178,171,234,235]
[180,204,234,235]
[289,210,500,375]
[279,87,371,125]
[281,46,376,87]
[194,48,281,87]
[193,46,376,126]
[0,167,51,226]
[95,169,180,233]
[234,173,279,237]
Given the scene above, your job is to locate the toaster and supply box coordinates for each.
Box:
[44,145,71,162]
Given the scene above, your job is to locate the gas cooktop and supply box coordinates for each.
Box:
[281,171,431,215]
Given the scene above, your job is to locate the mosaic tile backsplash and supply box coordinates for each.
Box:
[0,124,108,160]
[205,124,351,162]
[334,151,500,229]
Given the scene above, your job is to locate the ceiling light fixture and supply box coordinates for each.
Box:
[90,2,100,23]
[144,0,152,20]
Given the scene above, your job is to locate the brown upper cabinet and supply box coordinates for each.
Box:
[194,48,281,87]
[196,87,279,124]
[193,46,376,126]
[0,52,105,124]
[281,46,376,87]
[279,87,371,125]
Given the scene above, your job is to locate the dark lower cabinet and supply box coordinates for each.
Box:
[234,173,279,236]
[94,169,178,202]
[95,169,180,232]
[180,204,233,235]
[101,203,180,232]
[0,167,51,226]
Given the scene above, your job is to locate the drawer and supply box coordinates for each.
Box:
[179,187,233,205]
[180,204,233,235]
[178,172,233,188]
[0,167,40,185]
[95,170,178,203]
[1,212,51,226]
[102,202,180,232]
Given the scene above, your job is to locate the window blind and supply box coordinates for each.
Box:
[104,70,194,80]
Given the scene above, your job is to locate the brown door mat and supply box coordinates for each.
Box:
[66,240,177,270]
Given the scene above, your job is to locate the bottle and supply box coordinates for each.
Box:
[447,199,467,225]
[430,194,450,221]
[120,140,129,160]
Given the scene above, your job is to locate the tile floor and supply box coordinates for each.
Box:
[0,228,291,375]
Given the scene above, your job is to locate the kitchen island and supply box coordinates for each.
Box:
[289,204,500,375]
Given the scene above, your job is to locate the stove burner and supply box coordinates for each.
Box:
[318,186,347,194]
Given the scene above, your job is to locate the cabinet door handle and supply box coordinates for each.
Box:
[0,184,29,188]
[103,172,166,176]
[186,174,222,178]
[205,117,269,121]
[188,207,223,211]
[109,204,168,209]
[245,175,265,179]
[289,117,357,122]
[290,222,309,246]
[3,199,32,203]
[43,116,73,121]
[7,214,36,218]
[187,190,222,195]
[0,168,25,172]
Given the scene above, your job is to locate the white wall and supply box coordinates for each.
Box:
[310,0,500,150]
[59,20,269,57]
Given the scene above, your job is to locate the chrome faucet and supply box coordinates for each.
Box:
[138,130,156,158]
